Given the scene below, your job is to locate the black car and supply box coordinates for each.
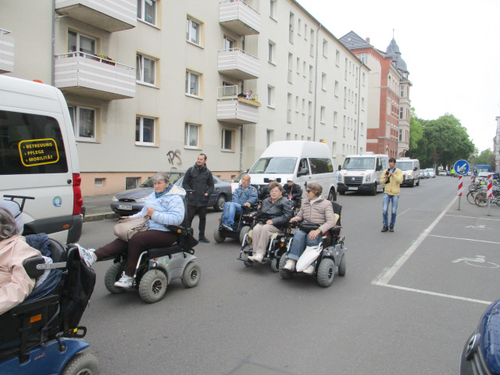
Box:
[110,171,231,216]
[460,298,500,374]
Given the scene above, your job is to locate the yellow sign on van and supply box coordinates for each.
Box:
[18,138,60,167]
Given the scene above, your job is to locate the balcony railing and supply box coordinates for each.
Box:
[55,52,135,100]
[217,85,259,125]
[0,29,14,73]
[55,0,136,32]
[218,48,259,80]
[219,0,260,35]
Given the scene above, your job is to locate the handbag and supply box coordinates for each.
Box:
[296,245,322,272]
[113,215,149,242]
[298,222,320,233]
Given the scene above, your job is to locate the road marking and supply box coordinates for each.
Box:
[397,208,411,217]
[372,195,494,305]
[429,235,500,245]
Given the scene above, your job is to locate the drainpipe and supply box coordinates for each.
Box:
[356,62,362,153]
[313,24,321,141]
[239,125,243,172]
[51,0,56,86]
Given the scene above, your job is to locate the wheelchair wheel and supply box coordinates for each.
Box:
[270,257,279,272]
[139,269,167,303]
[182,262,201,288]
[239,226,250,244]
[61,351,99,375]
[279,253,294,279]
[338,254,346,277]
[104,262,126,294]
[317,258,335,287]
[213,228,225,243]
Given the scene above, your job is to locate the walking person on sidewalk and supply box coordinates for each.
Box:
[183,153,215,243]
[380,157,403,233]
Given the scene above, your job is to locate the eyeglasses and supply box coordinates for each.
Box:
[306,189,313,193]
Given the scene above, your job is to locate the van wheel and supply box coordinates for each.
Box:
[214,195,226,212]
[104,262,126,294]
[339,191,346,196]
[371,183,377,195]
[327,189,337,201]
[416,178,420,186]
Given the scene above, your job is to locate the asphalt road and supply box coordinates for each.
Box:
[79,176,500,375]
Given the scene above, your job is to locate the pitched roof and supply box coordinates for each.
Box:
[386,38,409,73]
[339,31,372,50]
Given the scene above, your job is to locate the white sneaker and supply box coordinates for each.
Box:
[247,255,255,261]
[76,244,96,267]
[114,272,133,289]
[303,265,315,274]
[284,259,296,271]
[253,254,264,263]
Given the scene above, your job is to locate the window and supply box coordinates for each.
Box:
[399,107,404,119]
[288,53,293,83]
[185,123,200,148]
[221,129,233,151]
[320,106,326,124]
[95,178,105,187]
[310,158,333,174]
[297,19,302,35]
[270,0,277,19]
[185,71,200,97]
[334,81,339,97]
[137,0,156,25]
[267,85,275,107]
[187,17,201,46]
[309,65,313,93]
[136,54,156,85]
[344,58,348,80]
[68,30,96,55]
[296,57,300,74]
[310,30,314,56]
[295,95,299,113]
[126,177,139,190]
[321,73,327,91]
[303,61,306,77]
[135,116,155,145]
[68,106,96,142]
[268,40,275,64]
[322,39,328,57]
[223,36,234,50]
[289,12,294,44]
[335,50,340,66]
[400,85,405,97]
[266,129,274,147]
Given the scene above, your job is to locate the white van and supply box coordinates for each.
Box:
[396,158,420,187]
[0,75,83,243]
[247,141,337,200]
[338,152,389,195]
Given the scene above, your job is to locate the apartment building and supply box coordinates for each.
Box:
[0,0,368,196]
[339,31,411,159]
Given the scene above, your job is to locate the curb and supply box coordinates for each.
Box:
[83,212,119,223]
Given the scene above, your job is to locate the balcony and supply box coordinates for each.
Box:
[217,86,260,125]
[219,0,260,35]
[0,29,14,73]
[218,48,259,80]
[54,52,135,100]
[55,0,136,32]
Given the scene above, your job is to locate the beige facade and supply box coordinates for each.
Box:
[0,0,368,196]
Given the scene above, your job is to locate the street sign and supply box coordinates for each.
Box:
[454,160,470,176]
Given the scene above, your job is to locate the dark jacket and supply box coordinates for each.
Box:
[256,196,293,229]
[183,163,215,207]
[283,183,303,201]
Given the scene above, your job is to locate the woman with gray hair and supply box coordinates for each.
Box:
[91,172,186,289]
[0,207,42,314]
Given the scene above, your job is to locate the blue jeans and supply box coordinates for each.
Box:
[382,193,399,227]
[221,202,243,227]
[287,229,322,261]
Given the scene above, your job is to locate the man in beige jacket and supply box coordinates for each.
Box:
[380,157,403,232]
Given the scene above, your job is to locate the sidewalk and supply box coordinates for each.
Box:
[82,194,118,222]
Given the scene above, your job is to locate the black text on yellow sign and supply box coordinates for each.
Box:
[18,138,60,167]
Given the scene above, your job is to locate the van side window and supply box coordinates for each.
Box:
[309,158,333,174]
[0,110,68,175]
[298,158,310,175]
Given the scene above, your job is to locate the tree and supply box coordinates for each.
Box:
[409,113,475,168]
[409,110,423,151]
[471,149,495,169]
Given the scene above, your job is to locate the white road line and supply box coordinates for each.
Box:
[397,208,411,217]
[373,196,457,286]
[376,284,492,305]
[446,214,500,222]
[429,235,500,245]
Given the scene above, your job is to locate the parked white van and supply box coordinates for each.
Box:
[338,153,389,195]
[0,75,83,243]
[247,141,337,200]
[396,158,420,187]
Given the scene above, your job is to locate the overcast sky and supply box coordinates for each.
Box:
[297,0,500,152]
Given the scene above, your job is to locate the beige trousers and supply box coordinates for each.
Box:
[251,223,280,257]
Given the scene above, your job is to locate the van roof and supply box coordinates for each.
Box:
[0,75,64,114]
[260,141,332,158]
[345,154,388,158]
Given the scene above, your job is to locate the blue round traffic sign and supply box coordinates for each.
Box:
[454,160,470,176]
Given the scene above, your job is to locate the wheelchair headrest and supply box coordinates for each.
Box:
[331,201,342,226]
[22,256,45,279]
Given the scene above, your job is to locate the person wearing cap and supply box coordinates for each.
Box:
[283,178,303,208]
[220,174,258,231]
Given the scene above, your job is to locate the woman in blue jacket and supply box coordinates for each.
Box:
[88,172,186,289]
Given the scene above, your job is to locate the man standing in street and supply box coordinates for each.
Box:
[220,174,258,231]
[380,157,403,233]
[183,153,214,243]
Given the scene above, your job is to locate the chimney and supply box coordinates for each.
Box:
[366,37,370,44]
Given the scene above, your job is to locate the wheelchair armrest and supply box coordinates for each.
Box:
[22,256,45,279]
[166,225,188,236]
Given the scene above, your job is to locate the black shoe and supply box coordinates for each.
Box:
[199,236,210,243]
[221,224,233,232]
[389,227,394,232]
[381,226,388,232]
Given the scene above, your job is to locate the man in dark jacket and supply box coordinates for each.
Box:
[182,154,214,243]
[283,178,303,208]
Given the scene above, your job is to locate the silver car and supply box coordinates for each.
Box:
[110,171,232,216]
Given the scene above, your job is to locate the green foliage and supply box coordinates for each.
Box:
[409,113,423,150]
[409,113,475,168]
[471,149,495,169]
